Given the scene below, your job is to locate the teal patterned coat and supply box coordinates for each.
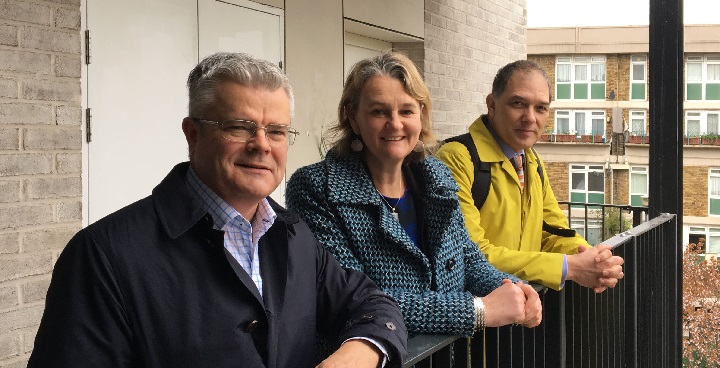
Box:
[286,151,518,336]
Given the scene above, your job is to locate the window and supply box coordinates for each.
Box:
[630,110,647,136]
[686,55,720,101]
[556,56,606,100]
[630,55,647,100]
[685,111,720,137]
[710,169,720,216]
[689,227,720,254]
[554,110,605,136]
[570,164,605,204]
[630,166,648,206]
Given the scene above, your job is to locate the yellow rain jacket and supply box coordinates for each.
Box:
[436,116,589,290]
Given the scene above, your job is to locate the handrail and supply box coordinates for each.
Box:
[404,335,460,367]
[403,212,679,367]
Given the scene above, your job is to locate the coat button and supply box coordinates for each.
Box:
[446,258,456,271]
[385,322,396,331]
[244,320,260,332]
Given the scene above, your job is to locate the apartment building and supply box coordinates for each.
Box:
[527,24,720,249]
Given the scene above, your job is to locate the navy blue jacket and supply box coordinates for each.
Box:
[29,162,407,368]
[287,152,518,336]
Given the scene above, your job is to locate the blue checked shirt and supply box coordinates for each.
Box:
[186,167,275,298]
[185,167,389,364]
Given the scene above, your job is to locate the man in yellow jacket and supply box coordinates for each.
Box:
[436,60,624,292]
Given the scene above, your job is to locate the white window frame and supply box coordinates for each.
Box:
[629,166,648,206]
[685,110,720,137]
[629,110,647,136]
[630,55,647,100]
[688,226,720,255]
[569,164,605,202]
[709,168,720,216]
[685,54,720,101]
[555,55,607,100]
[554,110,606,136]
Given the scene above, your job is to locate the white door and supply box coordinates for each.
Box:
[85,0,284,224]
[198,0,286,204]
[85,0,198,224]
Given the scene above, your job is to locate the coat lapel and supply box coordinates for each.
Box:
[325,154,427,261]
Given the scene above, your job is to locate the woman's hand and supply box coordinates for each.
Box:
[482,279,542,328]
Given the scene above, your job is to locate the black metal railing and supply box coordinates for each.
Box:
[556,201,649,243]
[404,213,680,368]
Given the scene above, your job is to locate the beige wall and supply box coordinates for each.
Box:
[284,0,344,174]
[344,0,424,39]
[251,0,283,9]
[528,24,720,55]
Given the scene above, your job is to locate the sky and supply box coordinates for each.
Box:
[527,0,720,27]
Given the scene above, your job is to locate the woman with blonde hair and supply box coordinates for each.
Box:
[287,52,541,336]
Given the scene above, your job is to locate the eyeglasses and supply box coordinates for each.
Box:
[193,118,299,146]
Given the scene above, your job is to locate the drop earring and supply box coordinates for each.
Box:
[351,137,364,152]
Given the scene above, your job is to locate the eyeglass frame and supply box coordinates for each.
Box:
[192,118,299,146]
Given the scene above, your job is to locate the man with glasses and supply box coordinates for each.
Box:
[29,52,407,368]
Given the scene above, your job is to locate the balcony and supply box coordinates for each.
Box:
[539,129,606,144]
[625,131,720,146]
[405,207,680,368]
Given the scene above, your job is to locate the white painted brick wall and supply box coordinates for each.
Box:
[0,0,82,365]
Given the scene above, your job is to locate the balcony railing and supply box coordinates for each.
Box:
[539,130,606,144]
[404,212,680,368]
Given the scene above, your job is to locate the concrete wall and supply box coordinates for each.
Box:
[0,0,83,366]
[425,0,527,139]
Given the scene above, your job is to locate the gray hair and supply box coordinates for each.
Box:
[491,60,552,101]
[187,52,294,117]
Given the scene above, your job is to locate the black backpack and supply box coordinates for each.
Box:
[443,133,576,237]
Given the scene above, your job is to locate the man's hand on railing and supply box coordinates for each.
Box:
[567,244,625,293]
[482,279,542,328]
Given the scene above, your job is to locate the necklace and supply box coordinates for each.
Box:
[375,186,408,221]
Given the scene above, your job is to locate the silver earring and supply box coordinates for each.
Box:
[413,140,425,153]
[351,138,364,152]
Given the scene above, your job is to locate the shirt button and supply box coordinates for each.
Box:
[244,320,260,332]
[385,322,396,331]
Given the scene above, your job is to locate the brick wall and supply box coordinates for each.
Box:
[0,0,82,366]
[684,165,708,217]
[612,169,629,205]
[545,161,569,201]
[425,0,526,139]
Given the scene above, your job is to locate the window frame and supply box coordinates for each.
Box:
[569,164,606,205]
[629,110,647,136]
[554,109,606,136]
[630,55,647,100]
[685,54,720,101]
[684,110,720,137]
[709,168,720,216]
[629,166,649,206]
[556,55,607,100]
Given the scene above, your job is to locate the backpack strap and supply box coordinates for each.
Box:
[444,133,491,212]
[444,134,577,238]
